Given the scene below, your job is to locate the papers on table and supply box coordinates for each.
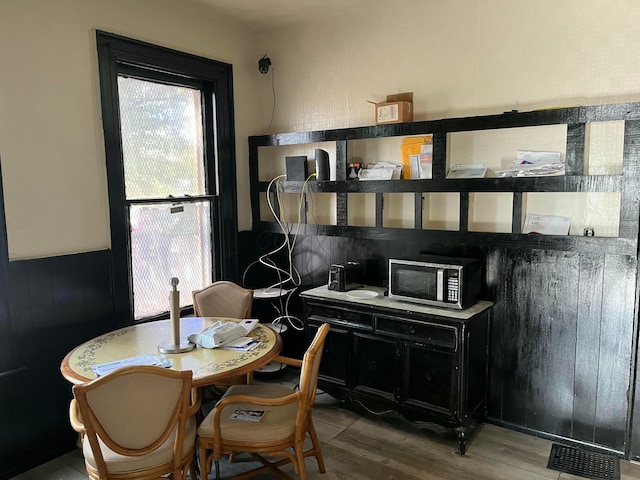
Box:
[238,318,259,334]
[221,337,260,352]
[187,319,261,349]
[92,353,171,377]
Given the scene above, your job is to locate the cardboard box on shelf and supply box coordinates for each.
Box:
[374,92,413,125]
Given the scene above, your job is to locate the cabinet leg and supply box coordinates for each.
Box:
[454,427,468,455]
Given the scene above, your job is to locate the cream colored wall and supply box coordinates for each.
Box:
[259,0,640,131]
[255,0,640,236]
[0,0,261,260]
[2,0,640,259]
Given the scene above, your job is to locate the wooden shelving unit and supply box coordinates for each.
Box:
[249,102,640,255]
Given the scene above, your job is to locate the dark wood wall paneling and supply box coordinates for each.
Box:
[0,250,114,479]
[2,228,633,479]
[240,230,638,457]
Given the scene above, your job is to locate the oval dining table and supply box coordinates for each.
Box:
[60,317,282,387]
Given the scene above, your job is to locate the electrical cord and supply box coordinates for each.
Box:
[242,172,316,332]
[262,65,276,135]
[349,398,396,416]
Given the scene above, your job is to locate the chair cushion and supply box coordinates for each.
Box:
[83,416,196,474]
[198,384,298,443]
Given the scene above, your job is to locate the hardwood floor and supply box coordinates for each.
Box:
[11,373,640,480]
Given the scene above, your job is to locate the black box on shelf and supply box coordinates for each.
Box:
[285,155,308,181]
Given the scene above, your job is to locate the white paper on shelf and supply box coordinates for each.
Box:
[516,150,562,165]
[359,161,403,180]
[409,153,432,179]
[447,164,487,179]
[358,168,394,180]
[496,163,565,177]
[522,214,571,235]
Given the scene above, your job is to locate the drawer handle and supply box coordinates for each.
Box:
[425,373,432,381]
[336,311,343,319]
[408,326,417,335]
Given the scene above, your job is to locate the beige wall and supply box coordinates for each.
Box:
[2,0,640,259]
[254,0,640,236]
[259,0,640,133]
[0,0,261,259]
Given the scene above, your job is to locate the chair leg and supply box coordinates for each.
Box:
[188,455,197,480]
[308,420,326,473]
[198,446,209,480]
[295,440,308,480]
[214,459,221,480]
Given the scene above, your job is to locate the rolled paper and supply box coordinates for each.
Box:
[170,289,180,346]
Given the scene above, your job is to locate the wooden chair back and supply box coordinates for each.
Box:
[298,323,330,418]
[192,281,253,318]
[71,366,196,479]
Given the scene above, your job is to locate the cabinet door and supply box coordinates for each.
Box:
[403,342,456,416]
[309,322,350,387]
[353,332,399,400]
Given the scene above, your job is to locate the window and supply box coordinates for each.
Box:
[96,31,239,325]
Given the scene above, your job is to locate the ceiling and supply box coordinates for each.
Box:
[191,0,378,30]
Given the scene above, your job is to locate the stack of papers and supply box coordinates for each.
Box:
[92,353,171,377]
[522,214,571,235]
[497,163,565,177]
[238,318,259,334]
[496,150,564,177]
[358,162,403,180]
[409,153,432,179]
[447,164,488,179]
[188,319,260,349]
[221,337,260,351]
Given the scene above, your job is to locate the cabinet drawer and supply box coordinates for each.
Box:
[308,304,373,330]
[375,316,456,348]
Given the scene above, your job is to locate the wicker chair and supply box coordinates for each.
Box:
[192,281,254,319]
[193,281,255,386]
[69,365,200,480]
[197,323,330,480]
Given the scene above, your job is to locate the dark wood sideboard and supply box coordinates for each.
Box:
[300,285,492,454]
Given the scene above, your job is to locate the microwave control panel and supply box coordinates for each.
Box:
[446,272,459,303]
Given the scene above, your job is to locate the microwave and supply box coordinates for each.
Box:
[388,255,482,309]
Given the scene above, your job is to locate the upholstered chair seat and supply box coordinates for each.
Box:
[198,384,297,443]
[197,323,330,480]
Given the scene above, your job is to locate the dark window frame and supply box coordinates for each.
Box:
[96,31,239,326]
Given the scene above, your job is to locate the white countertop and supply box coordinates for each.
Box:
[300,285,493,320]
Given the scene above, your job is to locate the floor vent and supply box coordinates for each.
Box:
[547,443,619,480]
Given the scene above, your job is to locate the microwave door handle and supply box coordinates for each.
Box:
[436,268,444,302]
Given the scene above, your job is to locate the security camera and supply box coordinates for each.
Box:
[258,55,271,74]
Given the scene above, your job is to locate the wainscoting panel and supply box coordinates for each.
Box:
[486,249,636,454]
[0,250,114,479]
[240,231,639,457]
